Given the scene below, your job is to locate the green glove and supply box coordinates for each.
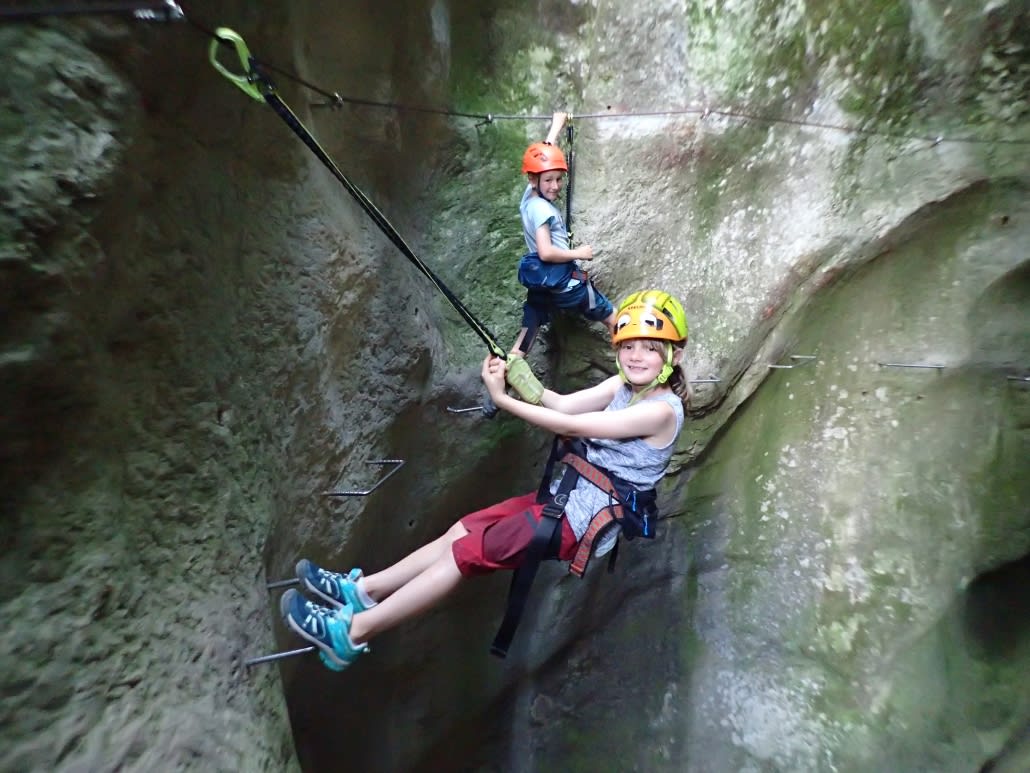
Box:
[506,356,544,405]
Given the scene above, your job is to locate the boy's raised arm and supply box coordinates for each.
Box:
[544,111,569,145]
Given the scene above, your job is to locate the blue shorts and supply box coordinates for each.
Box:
[522,279,614,329]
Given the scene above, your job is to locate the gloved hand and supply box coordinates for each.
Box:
[505,356,544,405]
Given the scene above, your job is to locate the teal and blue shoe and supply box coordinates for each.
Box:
[280,589,368,672]
[295,559,372,612]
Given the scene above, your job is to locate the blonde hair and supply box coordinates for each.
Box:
[666,346,692,406]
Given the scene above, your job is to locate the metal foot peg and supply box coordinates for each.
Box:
[245,645,316,668]
[770,355,816,369]
[323,459,405,497]
[446,404,488,414]
[877,361,946,370]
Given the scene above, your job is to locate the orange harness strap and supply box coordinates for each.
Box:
[560,453,625,577]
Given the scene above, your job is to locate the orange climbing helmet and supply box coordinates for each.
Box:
[612,290,689,346]
[521,142,568,175]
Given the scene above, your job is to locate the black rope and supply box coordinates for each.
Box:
[0,0,181,20]
[568,121,576,245]
[245,60,506,359]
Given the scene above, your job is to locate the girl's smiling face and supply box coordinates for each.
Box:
[617,339,668,388]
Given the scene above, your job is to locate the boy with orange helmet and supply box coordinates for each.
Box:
[511,112,616,355]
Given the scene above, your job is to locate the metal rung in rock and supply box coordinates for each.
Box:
[323,459,405,497]
[769,355,816,369]
[245,645,316,668]
[245,457,406,663]
[877,362,946,370]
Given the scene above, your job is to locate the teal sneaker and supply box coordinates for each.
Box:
[295,559,372,612]
[280,589,368,671]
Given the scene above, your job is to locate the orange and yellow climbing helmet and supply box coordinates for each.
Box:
[613,290,689,389]
[521,142,568,174]
[612,290,689,346]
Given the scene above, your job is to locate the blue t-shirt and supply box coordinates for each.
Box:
[520,185,570,253]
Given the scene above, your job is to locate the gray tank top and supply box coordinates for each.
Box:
[556,385,685,557]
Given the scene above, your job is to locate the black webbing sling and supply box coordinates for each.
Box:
[210,27,507,360]
[490,438,574,658]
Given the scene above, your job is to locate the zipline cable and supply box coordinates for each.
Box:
[190,16,1026,148]
[181,12,1027,149]
[183,12,490,120]
[4,3,1027,148]
[208,27,507,360]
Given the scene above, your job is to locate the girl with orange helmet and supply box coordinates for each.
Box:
[281,290,689,670]
[511,112,617,356]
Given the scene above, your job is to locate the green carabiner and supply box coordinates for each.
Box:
[209,26,264,102]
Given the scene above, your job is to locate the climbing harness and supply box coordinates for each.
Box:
[490,437,658,658]
[515,263,599,357]
[516,253,579,290]
[209,27,506,361]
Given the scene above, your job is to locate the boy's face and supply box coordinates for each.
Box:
[532,170,565,202]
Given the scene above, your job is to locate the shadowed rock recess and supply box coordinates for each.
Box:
[1,1,1027,771]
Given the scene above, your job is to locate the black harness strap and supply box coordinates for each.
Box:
[564,121,575,245]
[490,475,573,658]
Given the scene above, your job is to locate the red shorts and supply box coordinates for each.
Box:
[451,492,578,577]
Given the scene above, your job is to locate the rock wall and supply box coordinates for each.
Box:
[0,11,306,771]
[1,0,1027,772]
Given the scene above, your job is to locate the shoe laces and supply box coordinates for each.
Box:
[300,598,335,635]
[314,566,345,593]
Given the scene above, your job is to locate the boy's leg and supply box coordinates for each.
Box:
[511,325,542,357]
[553,280,615,333]
[512,292,551,356]
[510,327,530,356]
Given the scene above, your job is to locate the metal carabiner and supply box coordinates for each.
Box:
[209,27,264,102]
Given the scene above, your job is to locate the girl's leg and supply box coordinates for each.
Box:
[349,546,464,644]
[361,521,468,601]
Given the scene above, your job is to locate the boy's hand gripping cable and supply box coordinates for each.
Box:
[209,27,506,361]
